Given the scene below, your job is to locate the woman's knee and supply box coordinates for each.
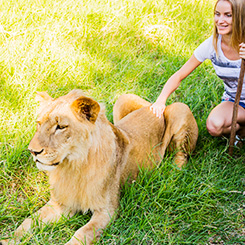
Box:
[206,117,224,136]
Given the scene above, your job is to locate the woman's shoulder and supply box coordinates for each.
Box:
[201,35,214,46]
[197,35,214,50]
[194,35,214,62]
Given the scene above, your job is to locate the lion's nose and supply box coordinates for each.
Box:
[29,149,44,156]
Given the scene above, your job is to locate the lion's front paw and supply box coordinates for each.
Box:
[0,240,7,245]
[65,237,84,245]
[65,234,92,245]
[0,239,16,245]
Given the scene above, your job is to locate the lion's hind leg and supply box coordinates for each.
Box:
[113,94,151,124]
[163,102,198,168]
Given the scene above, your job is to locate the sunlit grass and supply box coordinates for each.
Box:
[0,0,244,244]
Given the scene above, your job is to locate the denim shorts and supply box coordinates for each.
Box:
[222,98,245,109]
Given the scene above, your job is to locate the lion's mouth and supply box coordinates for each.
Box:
[36,159,60,166]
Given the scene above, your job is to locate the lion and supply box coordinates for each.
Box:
[0,90,198,245]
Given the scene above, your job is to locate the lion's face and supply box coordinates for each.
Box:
[28,90,100,171]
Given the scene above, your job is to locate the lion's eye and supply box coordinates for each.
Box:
[36,121,41,130]
[56,124,68,131]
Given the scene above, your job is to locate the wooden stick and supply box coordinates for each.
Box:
[228,59,245,156]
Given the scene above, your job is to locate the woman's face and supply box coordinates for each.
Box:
[214,0,233,36]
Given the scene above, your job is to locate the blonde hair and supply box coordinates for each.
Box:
[213,0,245,55]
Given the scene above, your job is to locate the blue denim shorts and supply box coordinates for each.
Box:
[222,98,245,109]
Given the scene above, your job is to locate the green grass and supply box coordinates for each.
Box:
[0,0,244,244]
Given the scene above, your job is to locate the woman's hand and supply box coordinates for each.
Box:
[150,101,166,118]
[239,43,245,59]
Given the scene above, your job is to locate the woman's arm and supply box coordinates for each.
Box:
[150,54,202,118]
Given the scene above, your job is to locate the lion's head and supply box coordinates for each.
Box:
[28,90,100,171]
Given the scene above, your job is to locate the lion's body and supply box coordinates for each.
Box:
[1,90,198,245]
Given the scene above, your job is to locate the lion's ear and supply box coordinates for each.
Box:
[36,91,53,103]
[35,92,53,113]
[71,96,100,124]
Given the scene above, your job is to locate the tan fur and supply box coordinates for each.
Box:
[0,90,198,245]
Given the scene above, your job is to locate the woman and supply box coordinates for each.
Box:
[150,0,245,141]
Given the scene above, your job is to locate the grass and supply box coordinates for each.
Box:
[0,0,244,244]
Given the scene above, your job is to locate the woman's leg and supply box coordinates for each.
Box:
[206,101,245,137]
